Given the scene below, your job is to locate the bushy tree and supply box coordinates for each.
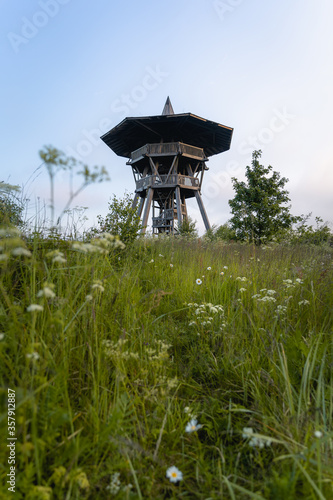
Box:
[204,222,236,242]
[0,182,25,227]
[229,150,297,244]
[287,214,332,245]
[94,192,142,245]
[177,217,198,238]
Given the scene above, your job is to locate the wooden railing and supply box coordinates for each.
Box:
[131,142,205,162]
[136,174,199,191]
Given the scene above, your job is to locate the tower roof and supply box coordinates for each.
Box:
[101,99,233,158]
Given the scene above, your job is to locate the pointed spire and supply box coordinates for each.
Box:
[162,96,174,115]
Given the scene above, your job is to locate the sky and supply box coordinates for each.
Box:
[1,0,333,234]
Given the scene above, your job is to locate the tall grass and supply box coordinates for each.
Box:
[0,229,332,499]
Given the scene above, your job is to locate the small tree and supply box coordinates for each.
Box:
[229,150,297,244]
[0,182,25,227]
[204,222,236,242]
[288,214,332,245]
[177,217,198,238]
[95,192,142,245]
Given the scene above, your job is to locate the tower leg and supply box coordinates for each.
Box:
[195,191,211,232]
[181,192,188,222]
[132,193,139,209]
[175,186,182,229]
[137,196,145,218]
[141,188,154,234]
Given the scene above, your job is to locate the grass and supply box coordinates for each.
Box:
[0,228,332,499]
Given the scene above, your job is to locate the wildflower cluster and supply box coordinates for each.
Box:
[0,227,31,261]
[145,340,172,361]
[46,249,67,264]
[282,278,303,289]
[37,282,56,299]
[103,338,177,399]
[106,472,132,496]
[252,289,277,303]
[242,427,272,448]
[102,338,139,361]
[91,279,105,293]
[26,351,40,362]
[0,227,21,237]
[187,302,225,330]
[72,233,125,254]
[274,304,288,319]
[27,304,44,313]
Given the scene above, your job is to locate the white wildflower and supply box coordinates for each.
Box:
[314,430,323,438]
[106,472,121,495]
[242,427,272,448]
[26,352,40,361]
[239,288,247,293]
[12,247,32,257]
[0,227,20,237]
[196,279,202,285]
[258,296,276,303]
[37,286,56,299]
[166,466,183,483]
[207,266,212,271]
[91,280,105,292]
[242,427,253,438]
[27,304,44,312]
[52,255,67,264]
[185,418,202,433]
[0,333,5,341]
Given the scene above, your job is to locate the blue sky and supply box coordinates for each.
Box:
[1,0,333,233]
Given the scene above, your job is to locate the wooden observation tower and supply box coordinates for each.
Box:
[101,98,233,234]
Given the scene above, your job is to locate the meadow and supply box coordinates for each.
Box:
[0,228,332,499]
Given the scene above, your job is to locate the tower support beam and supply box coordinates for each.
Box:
[141,188,154,234]
[132,193,139,209]
[175,186,182,228]
[195,191,211,232]
[137,196,145,219]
